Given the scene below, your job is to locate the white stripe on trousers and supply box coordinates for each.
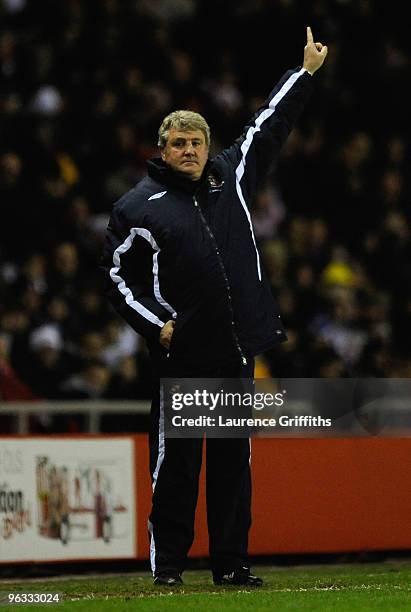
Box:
[149,384,165,575]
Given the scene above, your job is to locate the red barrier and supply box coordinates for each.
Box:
[2,435,411,563]
[134,436,411,558]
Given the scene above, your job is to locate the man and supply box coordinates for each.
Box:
[102,27,327,586]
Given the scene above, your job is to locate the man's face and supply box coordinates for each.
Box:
[160,128,209,181]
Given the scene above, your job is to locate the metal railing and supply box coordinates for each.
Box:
[2,397,411,437]
[0,401,151,434]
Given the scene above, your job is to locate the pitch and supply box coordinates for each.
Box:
[2,561,411,610]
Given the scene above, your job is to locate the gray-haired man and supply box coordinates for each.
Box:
[102,27,327,586]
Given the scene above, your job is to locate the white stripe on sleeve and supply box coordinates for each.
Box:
[235,68,306,281]
[109,227,177,327]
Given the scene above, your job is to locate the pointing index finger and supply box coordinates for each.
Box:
[307,26,314,45]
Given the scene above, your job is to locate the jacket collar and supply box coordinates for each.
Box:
[146,157,211,195]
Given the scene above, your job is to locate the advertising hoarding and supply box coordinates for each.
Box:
[0,438,136,562]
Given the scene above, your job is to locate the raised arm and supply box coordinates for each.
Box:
[222,27,327,200]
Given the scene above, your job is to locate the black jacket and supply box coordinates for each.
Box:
[101,67,314,367]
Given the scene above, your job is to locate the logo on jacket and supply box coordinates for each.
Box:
[207,174,224,193]
[148,191,167,201]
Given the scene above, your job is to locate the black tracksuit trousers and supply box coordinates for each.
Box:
[147,347,254,578]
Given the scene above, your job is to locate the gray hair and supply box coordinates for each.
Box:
[158,110,211,148]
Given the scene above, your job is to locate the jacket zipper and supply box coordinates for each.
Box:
[193,196,247,365]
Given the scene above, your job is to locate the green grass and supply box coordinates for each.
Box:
[2,561,411,611]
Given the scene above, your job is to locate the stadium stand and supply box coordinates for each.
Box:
[1,0,411,432]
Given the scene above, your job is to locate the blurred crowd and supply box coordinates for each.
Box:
[1,0,411,424]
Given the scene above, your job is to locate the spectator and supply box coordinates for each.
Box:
[23,324,73,399]
[60,361,111,400]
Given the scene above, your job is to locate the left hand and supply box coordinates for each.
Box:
[303,26,328,75]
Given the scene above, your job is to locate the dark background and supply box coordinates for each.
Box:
[1,0,411,428]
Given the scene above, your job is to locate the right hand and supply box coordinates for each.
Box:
[303,26,328,75]
[159,320,175,349]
